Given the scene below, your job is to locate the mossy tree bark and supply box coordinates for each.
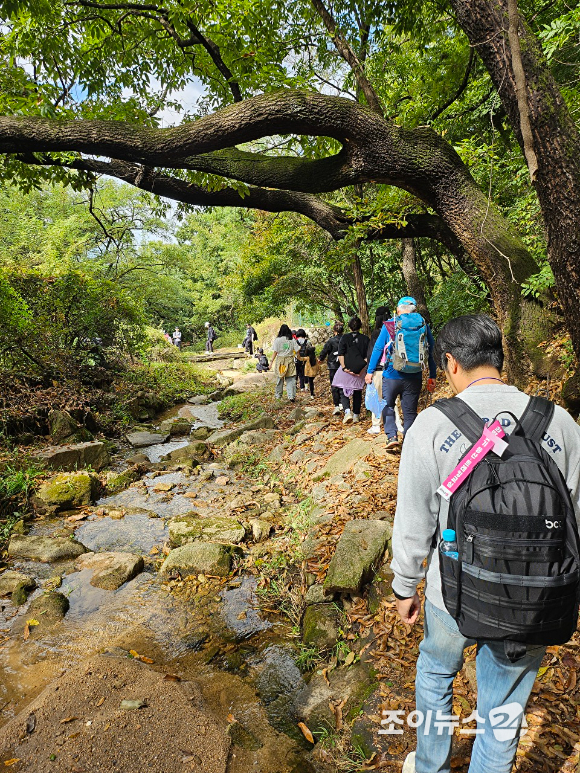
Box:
[3,90,537,381]
[401,239,431,324]
[450,0,580,364]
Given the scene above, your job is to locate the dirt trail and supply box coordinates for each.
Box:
[1,352,579,773]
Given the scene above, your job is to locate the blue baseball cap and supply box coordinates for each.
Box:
[397,296,417,307]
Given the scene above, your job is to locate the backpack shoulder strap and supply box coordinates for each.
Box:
[516,395,555,442]
[433,397,485,445]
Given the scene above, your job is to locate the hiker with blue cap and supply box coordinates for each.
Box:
[365,296,436,450]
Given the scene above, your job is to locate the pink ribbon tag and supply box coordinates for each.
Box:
[437,420,507,501]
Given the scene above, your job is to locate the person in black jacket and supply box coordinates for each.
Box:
[295,328,309,391]
[335,316,370,423]
[243,323,258,356]
[319,322,345,415]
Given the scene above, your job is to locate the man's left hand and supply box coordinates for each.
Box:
[396,593,422,625]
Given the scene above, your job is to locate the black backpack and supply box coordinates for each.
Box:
[343,334,366,375]
[434,395,580,659]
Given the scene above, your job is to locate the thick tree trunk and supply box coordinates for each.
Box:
[450,0,580,364]
[401,238,431,323]
[2,91,539,380]
[351,250,370,335]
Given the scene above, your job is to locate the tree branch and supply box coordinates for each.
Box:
[507,0,538,181]
[430,49,475,121]
[309,0,384,116]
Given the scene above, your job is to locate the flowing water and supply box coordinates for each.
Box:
[0,405,312,771]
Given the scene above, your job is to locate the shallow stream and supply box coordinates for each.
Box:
[0,402,312,772]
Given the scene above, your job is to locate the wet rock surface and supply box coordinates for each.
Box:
[126,430,170,448]
[32,440,110,471]
[26,591,70,629]
[37,471,99,509]
[0,570,36,598]
[301,602,340,650]
[168,513,245,546]
[8,535,87,563]
[74,551,145,590]
[160,541,233,577]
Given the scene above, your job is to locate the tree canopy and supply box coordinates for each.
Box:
[0,0,579,377]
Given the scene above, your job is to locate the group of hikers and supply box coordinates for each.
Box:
[271,296,437,450]
[271,305,580,773]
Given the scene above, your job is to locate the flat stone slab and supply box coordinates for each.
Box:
[8,535,87,563]
[75,551,144,590]
[32,441,110,472]
[324,519,392,594]
[316,438,372,480]
[160,542,232,577]
[126,431,170,448]
[208,415,275,447]
[168,514,245,547]
[0,570,36,597]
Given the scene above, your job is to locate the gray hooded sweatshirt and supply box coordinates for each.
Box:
[390,384,580,611]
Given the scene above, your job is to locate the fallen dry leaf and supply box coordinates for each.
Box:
[60,717,78,724]
[3,760,20,767]
[344,650,356,667]
[163,674,181,682]
[95,697,105,707]
[297,722,314,744]
[23,623,30,641]
[226,713,236,723]
[129,650,154,664]
[149,546,160,555]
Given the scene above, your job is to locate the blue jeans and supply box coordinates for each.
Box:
[416,601,545,773]
[381,375,422,439]
[275,375,296,400]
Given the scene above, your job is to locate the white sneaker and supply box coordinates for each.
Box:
[367,425,381,434]
[402,752,416,773]
[332,406,342,415]
[352,414,360,423]
[338,404,344,412]
[343,410,353,425]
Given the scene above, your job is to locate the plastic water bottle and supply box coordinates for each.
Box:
[440,529,459,561]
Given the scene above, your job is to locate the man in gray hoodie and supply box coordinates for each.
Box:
[391,315,580,773]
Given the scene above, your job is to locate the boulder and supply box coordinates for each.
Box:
[37,471,99,509]
[26,592,69,629]
[158,417,192,436]
[160,542,232,577]
[288,407,306,422]
[0,570,36,600]
[48,409,92,444]
[324,519,392,594]
[255,646,306,743]
[304,584,329,606]
[32,441,110,472]
[208,415,275,447]
[301,603,340,650]
[168,513,245,546]
[269,443,290,463]
[75,551,144,590]
[315,437,371,480]
[161,440,210,464]
[188,395,209,405]
[126,453,150,466]
[126,431,169,448]
[106,465,147,495]
[190,426,211,440]
[237,429,278,446]
[295,663,378,737]
[250,519,272,543]
[8,535,87,563]
[227,721,262,751]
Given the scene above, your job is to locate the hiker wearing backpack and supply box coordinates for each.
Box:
[332,316,370,424]
[271,324,300,401]
[319,322,345,415]
[243,323,258,356]
[365,296,436,450]
[391,314,580,773]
